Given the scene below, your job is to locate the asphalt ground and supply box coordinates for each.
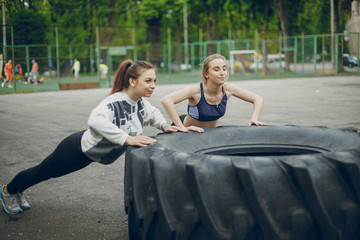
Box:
[0,75,359,240]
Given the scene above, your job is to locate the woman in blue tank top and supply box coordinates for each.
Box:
[161,54,265,132]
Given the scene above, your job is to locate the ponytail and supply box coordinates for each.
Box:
[110,59,133,94]
[110,59,156,95]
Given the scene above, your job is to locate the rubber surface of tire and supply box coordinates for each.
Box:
[124,125,360,240]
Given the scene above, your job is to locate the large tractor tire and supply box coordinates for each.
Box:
[124,125,360,240]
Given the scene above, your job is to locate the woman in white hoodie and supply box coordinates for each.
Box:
[0,59,179,215]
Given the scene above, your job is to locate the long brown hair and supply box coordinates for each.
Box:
[110,59,156,94]
[201,54,227,82]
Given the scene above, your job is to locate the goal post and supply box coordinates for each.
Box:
[229,50,258,75]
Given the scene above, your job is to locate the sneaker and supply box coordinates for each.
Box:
[17,192,31,210]
[1,82,4,88]
[0,185,22,214]
[8,85,13,88]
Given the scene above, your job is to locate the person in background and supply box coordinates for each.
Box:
[99,62,109,79]
[2,60,13,88]
[30,59,39,82]
[71,58,80,81]
[26,76,45,85]
[161,54,265,133]
[0,59,180,215]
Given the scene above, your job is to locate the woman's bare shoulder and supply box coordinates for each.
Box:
[188,82,201,91]
[181,83,201,95]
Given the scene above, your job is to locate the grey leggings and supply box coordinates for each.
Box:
[7,130,93,194]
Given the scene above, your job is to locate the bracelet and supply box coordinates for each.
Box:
[162,124,170,131]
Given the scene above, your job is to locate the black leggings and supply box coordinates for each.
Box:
[7,130,93,195]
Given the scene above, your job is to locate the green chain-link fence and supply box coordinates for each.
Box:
[1,26,359,94]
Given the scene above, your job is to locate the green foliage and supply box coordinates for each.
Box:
[7,8,50,45]
[2,0,354,47]
[139,0,167,22]
[295,0,329,34]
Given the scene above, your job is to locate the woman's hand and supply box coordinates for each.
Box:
[125,135,156,147]
[162,124,179,133]
[162,123,204,133]
[163,125,179,133]
[187,126,205,133]
[175,126,204,133]
[249,120,265,126]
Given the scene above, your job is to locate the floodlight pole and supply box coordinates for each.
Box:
[96,26,100,82]
[183,3,189,68]
[2,0,6,61]
[56,26,60,85]
[330,0,335,66]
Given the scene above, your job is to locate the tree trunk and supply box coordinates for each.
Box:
[262,2,269,37]
[205,8,213,54]
[175,19,181,70]
[331,0,335,66]
[262,1,269,74]
[146,19,162,66]
[103,0,116,45]
[331,0,343,70]
[275,0,290,72]
[98,0,116,61]
[205,8,218,55]
[335,0,343,70]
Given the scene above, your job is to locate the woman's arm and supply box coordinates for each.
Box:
[125,123,180,147]
[87,105,130,146]
[125,135,156,147]
[161,85,204,132]
[142,99,180,133]
[89,102,165,148]
[226,83,265,126]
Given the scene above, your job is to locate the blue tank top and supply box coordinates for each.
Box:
[187,83,228,121]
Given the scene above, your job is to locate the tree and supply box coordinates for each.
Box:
[187,0,228,54]
[1,0,354,74]
[274,0,290,71]
[273,0,303,72]
[138,0,187,67]
[295,0,330,34]
[136,0,166,65]
[160,0,184,69]
[7,9,49,45]
[6,7,50,68]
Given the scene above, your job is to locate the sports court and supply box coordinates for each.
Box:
[0,75,359,239]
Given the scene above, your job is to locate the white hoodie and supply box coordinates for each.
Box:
[81,91,166,164]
